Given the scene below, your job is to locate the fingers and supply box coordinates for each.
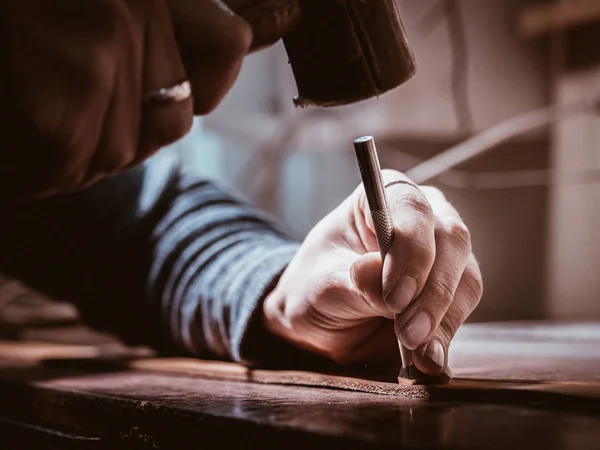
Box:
[83,0,193,183]
[7,0,125,194]
[79,0,144,185]
[223,0,301,52]
[377,171,437,315]
[7,0,195,195]
[168,0,252,115]
[343,169,480,374]
[412,255,483,375]
[394,189,472,351]
[136,0,193,163]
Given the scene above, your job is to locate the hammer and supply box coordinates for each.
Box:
[224,0,417,107]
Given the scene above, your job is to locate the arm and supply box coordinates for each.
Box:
[0,148,298,364]
[0,146,483,376]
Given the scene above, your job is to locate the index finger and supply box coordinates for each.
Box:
[379,169,436,315]
[223,0,301,51]
[168,0,252,115]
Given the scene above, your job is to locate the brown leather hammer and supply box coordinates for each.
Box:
[224,0,417,107]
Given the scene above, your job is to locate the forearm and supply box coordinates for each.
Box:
[147,173,299,361]
[0,149,299,363]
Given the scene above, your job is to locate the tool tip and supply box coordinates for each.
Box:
[398,365,453,385]
[354,135,374,144]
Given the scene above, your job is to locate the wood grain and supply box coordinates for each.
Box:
[12,371,599,450]
[2,321,600,448]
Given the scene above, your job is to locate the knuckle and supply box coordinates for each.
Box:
[399,192,434,219]
[420,185,443,199]
[428,277,455,310]
[395,231,436,268]
[415,240,437,268]
[74,3,125,94]
[227,19,253,59]
[438,218,472,254]
[420,185,448,208]
[381,168,406,181]
[438,310,464,342]
[71,50,112,98]
[208,14,253,63]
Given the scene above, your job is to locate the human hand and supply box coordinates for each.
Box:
[0,0,251,200]
[262,170,483,377]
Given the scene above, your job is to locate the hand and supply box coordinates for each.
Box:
[262,170,483,377]
[0,0,251,200]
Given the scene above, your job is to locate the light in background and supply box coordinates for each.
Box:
[175,0,600,323]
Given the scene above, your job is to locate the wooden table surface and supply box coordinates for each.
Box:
[1,321,600,450]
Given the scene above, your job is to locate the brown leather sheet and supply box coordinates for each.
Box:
[127,357,600,409]
[2,321,600,409]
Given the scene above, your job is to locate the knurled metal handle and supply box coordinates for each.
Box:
[371,209,395,258]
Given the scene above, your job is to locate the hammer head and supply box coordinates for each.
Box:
[227,0,417,107]
[284,0,416,107]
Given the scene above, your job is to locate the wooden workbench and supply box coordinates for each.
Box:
[1,321,600,449]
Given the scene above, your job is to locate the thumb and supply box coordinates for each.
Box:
[350,252,392,318]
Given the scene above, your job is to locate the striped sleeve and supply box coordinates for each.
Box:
[0,149,300,364]
[147,173,300,362]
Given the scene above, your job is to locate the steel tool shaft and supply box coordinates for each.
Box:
[352,136,416,380]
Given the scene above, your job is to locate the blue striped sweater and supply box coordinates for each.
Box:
[0,148,302,366]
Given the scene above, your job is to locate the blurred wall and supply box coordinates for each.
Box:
[380,138,550,322]
[384,0,549,136]
[547,49,600,318]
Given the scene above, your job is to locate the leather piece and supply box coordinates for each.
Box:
[3,321,600,410]
[129,358,430,398]
[126,357,600,409]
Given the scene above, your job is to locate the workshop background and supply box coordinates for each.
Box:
[1,0,600,340]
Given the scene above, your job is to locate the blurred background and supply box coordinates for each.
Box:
[2,0,600,341]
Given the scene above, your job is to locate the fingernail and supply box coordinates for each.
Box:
[425,339,446,369]
[401,311,432,350]
[350,262,360,291]
[385,276,417,313]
